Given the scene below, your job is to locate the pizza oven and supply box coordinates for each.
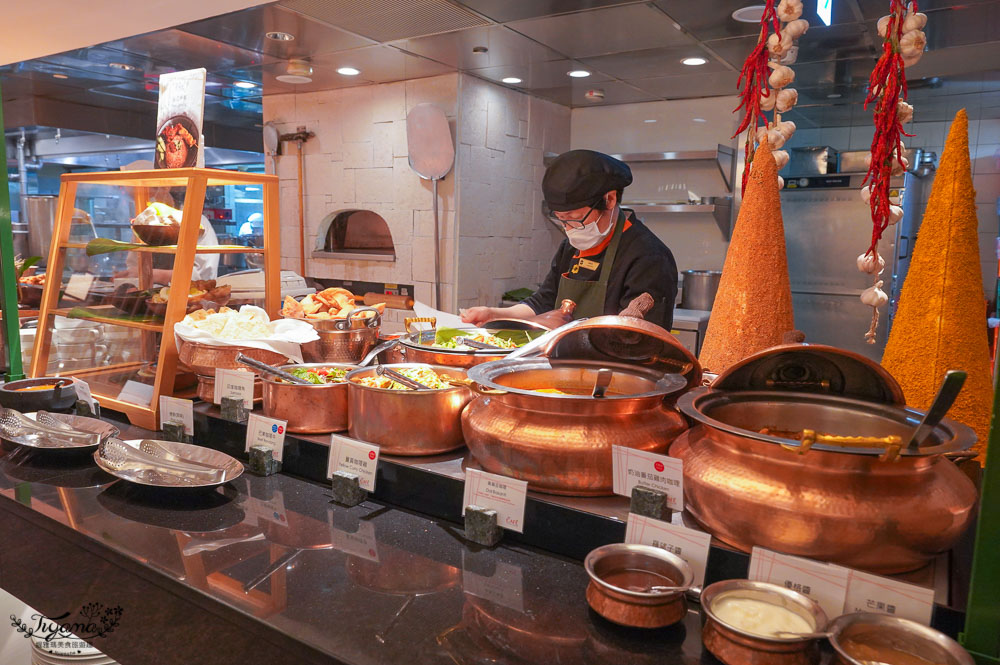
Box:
[313,209,396,261]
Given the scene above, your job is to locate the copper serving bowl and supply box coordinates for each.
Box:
[584,543,692,629]
[700,580,827,665]
[292,307,381,364]
[178,340,289,376]
[462,358,688,495]
[826,613,974,665]
[345,363,472,456]
[261,363,353,434]
[131,223,181,246]
[196,373,263,405]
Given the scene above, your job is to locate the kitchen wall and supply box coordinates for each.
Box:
[571,97,742,277]
[262,72,570,320]
[784,115,1000,298]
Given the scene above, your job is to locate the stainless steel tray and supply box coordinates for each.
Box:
[93,439,244,488]
[1,411,119,450]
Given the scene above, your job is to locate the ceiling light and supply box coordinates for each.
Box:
[827,92,842,98]
[692,118,707,123]
[644,119,657,123]
[234,81,256,89]
[337,67,360,76]
[52,73,68,79]
[276,59,313,84]
[568,70,591,78]
[266,31,295,41]
[732,5,766,22]
[681,57,707,66]
[502,77,522,84]
[109,62,139,72]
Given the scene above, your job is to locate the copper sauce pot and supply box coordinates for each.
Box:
[460,315,700,496]
[671,344,978,574]
[261,363,353,434]
[345,363,473,456]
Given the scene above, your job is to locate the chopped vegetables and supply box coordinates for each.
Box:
[355,367,452,390]
[434,332,518,350]
[285,366,348,384]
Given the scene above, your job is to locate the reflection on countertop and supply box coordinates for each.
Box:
[0,438,707,665]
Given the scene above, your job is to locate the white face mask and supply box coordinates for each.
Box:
[564,208,615,250]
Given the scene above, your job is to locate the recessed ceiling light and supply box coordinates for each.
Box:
[266,31,295,41]
[234,81,257,89]
[681,57,708,66]
[568,70,591,78]
[276,60,313,84]
[52,73,68,79]
[109,62,139,72]
[644,119,657,123]
[732,5,766,23]
[337,67,360,76]
[502,77,522,84]
[827,92,843,98]
[692,118,707,123]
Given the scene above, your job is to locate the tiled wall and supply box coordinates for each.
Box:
[785,117,1000,297]
[262,73,571,322]
[454,74,570,311]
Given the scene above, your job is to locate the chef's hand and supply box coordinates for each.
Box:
[460,306,495,325]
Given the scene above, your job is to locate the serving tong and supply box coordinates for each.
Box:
[374,365,431,390]
[98,439,225,483]
[454,336,502,351]
[235,353,312,385]
[0,408,108,448]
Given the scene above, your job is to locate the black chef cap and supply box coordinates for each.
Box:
[542,150,633,212]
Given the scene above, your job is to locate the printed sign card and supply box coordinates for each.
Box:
[749,547,851,619]
[159,395,194,436]
[245,413,287,462]
[625,513,712,587]
[214,368,254,409]
[327,434,380,492]
[843,569,935,625]
[611,445,684,510]
[155,69,207,169]
[462,469,528,533]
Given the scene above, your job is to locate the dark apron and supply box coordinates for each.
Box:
[555,211,625,319]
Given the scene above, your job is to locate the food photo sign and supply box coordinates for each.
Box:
[155,68,206,169]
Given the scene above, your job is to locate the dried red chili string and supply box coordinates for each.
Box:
[732,0,781,194]
[862,0,915,257]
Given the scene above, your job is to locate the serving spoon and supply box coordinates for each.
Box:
[905,370,966,450]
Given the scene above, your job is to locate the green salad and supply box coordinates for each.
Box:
[285,366,348,384]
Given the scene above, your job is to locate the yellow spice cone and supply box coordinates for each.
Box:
[699,139,795,373]
[882,109,993,462]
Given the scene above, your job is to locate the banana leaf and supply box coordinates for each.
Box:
[85,238,148,256]
[433,327,540,348]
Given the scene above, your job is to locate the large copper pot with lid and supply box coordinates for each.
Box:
[461,316,701,496]
[670,343,978,574]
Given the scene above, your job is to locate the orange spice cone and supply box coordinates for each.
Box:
[699,139,794,374]
[881,109,993,462]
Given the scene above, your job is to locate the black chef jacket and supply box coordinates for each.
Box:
[523,210,678,329]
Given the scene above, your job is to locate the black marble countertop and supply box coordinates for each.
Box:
[0,417,713,665]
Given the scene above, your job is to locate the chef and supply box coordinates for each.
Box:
[461,150,678,329]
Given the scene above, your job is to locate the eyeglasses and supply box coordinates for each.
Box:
[544,200,600,230]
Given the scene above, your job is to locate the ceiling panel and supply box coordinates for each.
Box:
[26,46,167,83]
[526,79,661,106]
[103,29,276,74]
[452,0,641,23]
[279,0,489,42]
[706,22,876,71]
[390,25,563,70]
[657,0,857,43]
[854,0,999,21]
[631,69,740,99]
[507,3,696,59]
[580,44,729,80]
[178,5,375,59]
[467,58,613,89]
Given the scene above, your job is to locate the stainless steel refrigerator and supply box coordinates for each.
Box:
[781,148,934,361]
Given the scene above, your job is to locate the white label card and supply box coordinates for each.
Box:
[245,413,287,462]
[611,445,684,510]
[117,380,154,407]
[159,395,194,436]
[64,273,95,302]
[72,378,96,411]
[462,469,528,534]
[844,569,935,625]
[625,513,712,587]
[749,547,850,620]
[214,368,254,409]
[462,555,525,613]
[327,434,379,492]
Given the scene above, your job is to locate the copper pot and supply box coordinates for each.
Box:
[261,363,353,433]
[584,543,692,629]
[345,364,473,456]
[292,307,381,364]
[463,358,688,495]
[700,579,827,665]
[178,340,288,376]
[386,318,540,369]
[196,374,263,405]
[672,345,978,574]
[826,613,975,665]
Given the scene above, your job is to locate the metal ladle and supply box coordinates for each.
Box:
[905,370,967,450]
[592,368,613,398]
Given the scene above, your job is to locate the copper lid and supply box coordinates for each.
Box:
[712,343,904,405]
[539,315,702,389]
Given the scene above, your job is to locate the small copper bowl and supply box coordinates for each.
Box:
[262,363,354,434]
[701,580,827,665]
[584,543,693,629]
[828,613,974,665]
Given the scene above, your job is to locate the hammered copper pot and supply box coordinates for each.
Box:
[293,307,381,364]
[462,359,689,496]
[261,363,353,433]
[673,389,978,574]
[178,340,288,376]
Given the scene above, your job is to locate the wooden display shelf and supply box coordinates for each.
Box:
[50,305,164,331]
[61,242,264,254]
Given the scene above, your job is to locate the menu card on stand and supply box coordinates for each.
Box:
[327,434,379,491]
[155,69,207,169]
[611,445,684,510]
[462,469,528,533]
[749,547,851,619]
